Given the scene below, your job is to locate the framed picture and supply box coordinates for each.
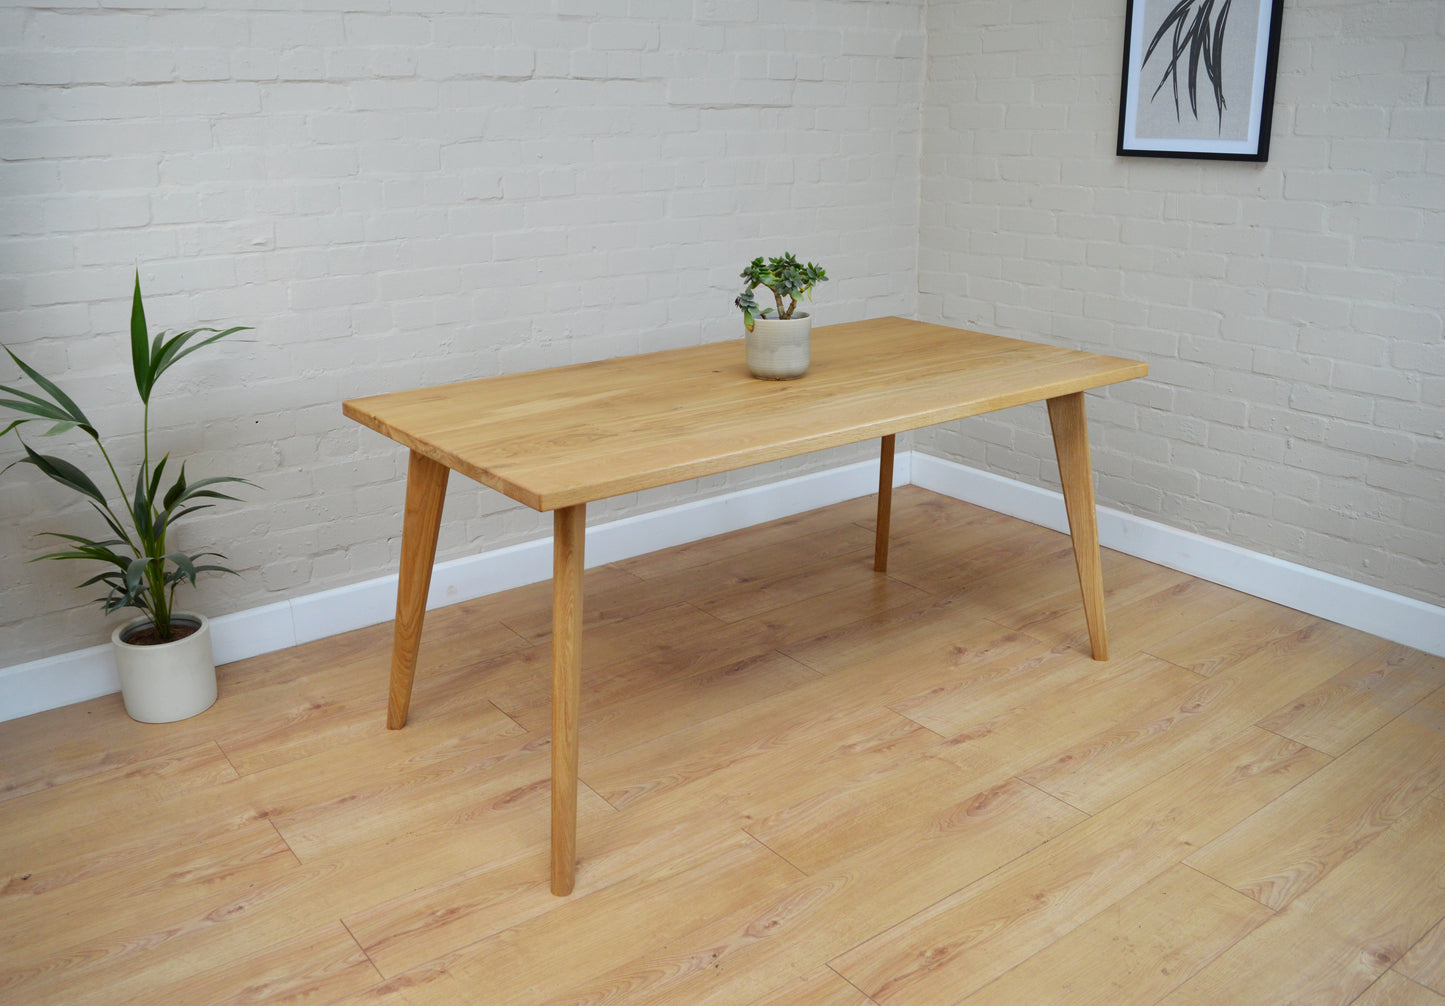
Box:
[1117,0,1285,161]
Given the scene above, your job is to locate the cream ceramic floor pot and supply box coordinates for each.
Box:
[746,312,812,380]
[111,612,218,723]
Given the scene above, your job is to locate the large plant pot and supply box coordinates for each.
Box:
[746,313,812,380]
[111,612,218,723]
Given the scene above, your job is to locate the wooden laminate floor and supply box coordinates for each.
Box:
[3,487,1444,1005]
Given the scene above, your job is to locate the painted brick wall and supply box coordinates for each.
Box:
[0,1,926,665]
[917,0,1445,608]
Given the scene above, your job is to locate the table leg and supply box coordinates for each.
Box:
[874,434,896,572]
[1046,392,1108,661]
[387,450,450,729]
[551,503,586,896]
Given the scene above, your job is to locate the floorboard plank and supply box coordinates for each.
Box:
[1145,594,1319,677]
[403,832,803,1004]
[1157,792,1445,1006]
[524,775,1084,1006]
[1028,573,1250,659]
[1017,622,1388,813]
[955,864,1272,1005]
[2,494,1438,1006]
[73,920,381,1006]
[830,729,1327,1005]
[1188,686,1445,910]
[1257,646,1445,757]
[1352,971,1445,1006]
[746,966,876,1005]
[1400,916,1445,996]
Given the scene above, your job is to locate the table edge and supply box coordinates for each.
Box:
[341,319,1149,512]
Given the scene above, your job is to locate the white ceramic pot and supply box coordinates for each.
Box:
[111,612,218,723]
[746,313,812,380]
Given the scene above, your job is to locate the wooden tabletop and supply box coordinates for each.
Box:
[342,317,1148,512]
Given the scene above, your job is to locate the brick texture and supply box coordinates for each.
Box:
[916,0,1445,609]
[0,1,925,665]
[3,0,1441,671]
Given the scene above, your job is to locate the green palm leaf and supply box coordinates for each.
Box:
[130,464,153,541]
[10,442,108,506]
[2,273,255,639]
[2,346,98,437]
[130,273,152,403]
[150,326,251,388]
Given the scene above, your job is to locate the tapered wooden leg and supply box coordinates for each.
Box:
[874,434,896,572]
[1047,392,1108,661]
[551,503,586,896]
[387,450,450,729]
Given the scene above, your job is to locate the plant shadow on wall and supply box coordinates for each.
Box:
[1144,0,1234,132]
[1,274,255,720]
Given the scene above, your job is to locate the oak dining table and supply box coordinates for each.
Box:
[342,316,1148,895]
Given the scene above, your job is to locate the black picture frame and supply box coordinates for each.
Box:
[1117,0,1285,161]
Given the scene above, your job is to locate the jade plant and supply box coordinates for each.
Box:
[734,253,828,332]
[0,273,253,642]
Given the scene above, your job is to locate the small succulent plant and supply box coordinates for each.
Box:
[734,253,828,332]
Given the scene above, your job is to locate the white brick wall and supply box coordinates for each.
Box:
[917,0,1445,609]
[3,0,1440,673]
[0,1,926,665]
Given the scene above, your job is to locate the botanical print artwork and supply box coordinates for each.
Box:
[1137,0,1259,143]
[1117,0,1283,159]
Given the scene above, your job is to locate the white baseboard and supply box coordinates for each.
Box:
[3,448,1440,723]
[0,453,910,723]
[910,453,1445,660]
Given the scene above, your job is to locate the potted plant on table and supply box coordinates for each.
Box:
[0,273,253,723]
[734,252,828,380]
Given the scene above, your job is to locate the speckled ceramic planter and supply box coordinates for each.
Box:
[745,313,812,380]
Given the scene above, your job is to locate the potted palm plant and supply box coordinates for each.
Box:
[734,252,828,380]
[1,273,253,723]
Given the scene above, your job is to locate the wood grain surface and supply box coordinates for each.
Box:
[3,488,1441,1005]
[342,317,1148,510]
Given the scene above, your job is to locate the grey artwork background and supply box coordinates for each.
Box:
[1134,0,1262,142]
